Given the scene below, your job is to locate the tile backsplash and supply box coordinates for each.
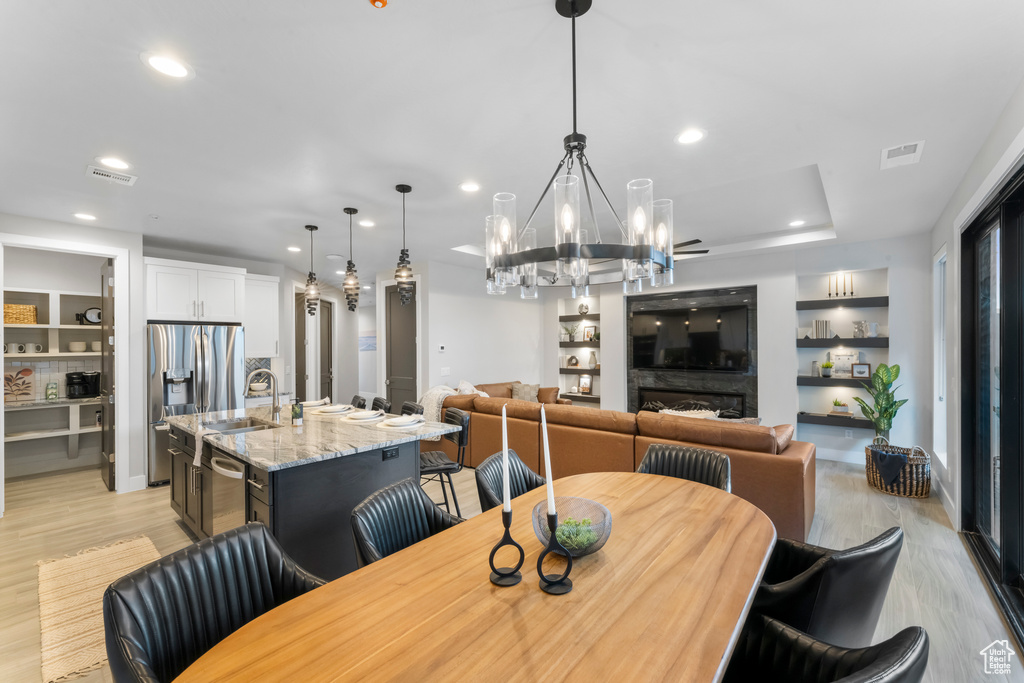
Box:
[5,359,101,401]
[245,357,271,376]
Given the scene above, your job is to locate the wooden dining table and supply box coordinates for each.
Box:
[176,472,776,682]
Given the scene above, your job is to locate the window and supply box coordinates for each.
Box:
[933,249,947,464]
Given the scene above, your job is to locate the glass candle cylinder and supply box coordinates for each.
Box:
[520,228,538,299]
[651,198,674,287]
[484,215,506,295]
[493,193,518,287]
[571,229,590,299]
[553,175,581,283]
[624,178,654,286]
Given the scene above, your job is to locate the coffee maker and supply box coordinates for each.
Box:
[67,371,101,399]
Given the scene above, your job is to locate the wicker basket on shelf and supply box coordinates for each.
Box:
[865,438,931,498]
[3,304,37,325]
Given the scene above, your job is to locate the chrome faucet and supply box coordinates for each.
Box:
[246,368,281,420]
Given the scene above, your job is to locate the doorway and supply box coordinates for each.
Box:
[385,283,417,407]
[320,299,333,402]
[294,292,307,402]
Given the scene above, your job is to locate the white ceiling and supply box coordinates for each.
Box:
[2,1,1024,290]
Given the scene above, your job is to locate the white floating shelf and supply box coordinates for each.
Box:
[4,352,101,359]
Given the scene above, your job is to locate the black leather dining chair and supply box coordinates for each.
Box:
[752,527,904,648]
[475,449,546,513]
[351,477,464,566]
[351,394,367,410]
[103,523,324,683]
[724,614,928,683]
[636,443,731,492]
[401,401,424,416]
[371,396,391,413]
[419,407,469,516]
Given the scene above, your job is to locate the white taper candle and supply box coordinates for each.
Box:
[502,404,511,512]
[540,404,556,514]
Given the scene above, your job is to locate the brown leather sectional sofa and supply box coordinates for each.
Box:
[426,381,816,541]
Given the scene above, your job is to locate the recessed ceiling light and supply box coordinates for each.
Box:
[140,52,195,80]
[335,270,345,275]
[74,213,96,221]
[287,246,301,252]
[789,220,806,227]
[459,181,480,192]
[96,156,131,170]
[676,128,706,145]
[326,253,344,261]
[358,219,375,228]
[362,285,372,290]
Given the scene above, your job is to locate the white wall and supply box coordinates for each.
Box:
[928,74,1024,528]
[4,247,107,291]
[357,305,377,396]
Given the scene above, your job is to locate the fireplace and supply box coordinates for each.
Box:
[637,388,745,418]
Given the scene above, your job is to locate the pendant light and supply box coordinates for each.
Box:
[304,225,319,316]
[394,184,414,306]
[343,207,360,311]
[484,0,709,297]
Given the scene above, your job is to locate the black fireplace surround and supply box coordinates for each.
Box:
[627,286,758,416]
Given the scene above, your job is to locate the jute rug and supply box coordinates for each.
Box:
[37,536,161,683]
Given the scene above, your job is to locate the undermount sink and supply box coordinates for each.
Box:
[208,418,282,435]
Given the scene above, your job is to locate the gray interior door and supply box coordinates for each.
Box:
[100,258,115,490]
[294,292,306,402]
[385,284,417,407]
[319,300,333,401]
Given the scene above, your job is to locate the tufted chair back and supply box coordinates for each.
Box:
[475,449,546,513]
[636,444,731,492]
[725,614,928,683]
[351,478,464,566]
[753,527,904,648]
[103,523,324,683]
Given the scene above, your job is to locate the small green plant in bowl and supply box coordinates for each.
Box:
[820,361,834,377]
[533,497,612,557]
[831,398,849,413]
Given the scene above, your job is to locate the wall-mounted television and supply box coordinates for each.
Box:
[631,305,749,371]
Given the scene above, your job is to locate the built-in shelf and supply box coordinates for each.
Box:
[4,324,102,330]
[4,425,101,443]
[558,313,601,323]
[559,341,600,348]
[796,296,889,311]
[560,368,600,375]
[797,412,873,429]
[4,352,101,359]
[797,376,868,388]
[562,392,600,404]
[796,337,889,348]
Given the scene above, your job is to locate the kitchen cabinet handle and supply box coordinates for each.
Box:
[201,301,205,318]
[246,478,265,491]
[193,300,197,318]
[168,447,184,457]
[155,424,169,432]
[275,340,278,356]
[211,457,244,479]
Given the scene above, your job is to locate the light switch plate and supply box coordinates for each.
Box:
[440,367,450,377]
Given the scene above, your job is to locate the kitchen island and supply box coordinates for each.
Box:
[163,406,460,579]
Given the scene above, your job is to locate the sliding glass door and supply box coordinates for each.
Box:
[962,168,1024,642]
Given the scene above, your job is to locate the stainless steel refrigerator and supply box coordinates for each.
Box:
[147,324,245,485]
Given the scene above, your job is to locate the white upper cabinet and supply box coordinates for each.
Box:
[244,274,280,357]
[145,258,246,323]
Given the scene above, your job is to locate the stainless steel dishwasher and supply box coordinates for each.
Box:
[205,450,246,535]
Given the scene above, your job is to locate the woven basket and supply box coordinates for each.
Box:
[865,439,931,498]
[4,304,37,325]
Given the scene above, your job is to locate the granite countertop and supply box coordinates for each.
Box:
[164,406,459,472]
[5,397,102,410]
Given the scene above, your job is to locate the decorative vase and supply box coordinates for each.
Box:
[588,352,597,369]
[568,334,575,342]
[578,303,589,315]
[532,497,612,557]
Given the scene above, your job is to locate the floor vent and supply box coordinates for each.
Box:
[86,165,138,186]
[880,141,925,170]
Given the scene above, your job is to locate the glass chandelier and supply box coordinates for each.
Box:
[343,207,360,311]
[394,184,414,305]
[304,224,319,315]
[484,0,706,298]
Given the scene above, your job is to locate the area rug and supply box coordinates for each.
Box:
[37,536,161,682]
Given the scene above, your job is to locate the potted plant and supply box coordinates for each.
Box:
[820,361,834,377]
[853,363,908,440]
[831,398,849,413]
[561,322,580,342]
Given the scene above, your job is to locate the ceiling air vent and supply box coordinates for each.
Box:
[86,165,138,186]
[879,141,925,170]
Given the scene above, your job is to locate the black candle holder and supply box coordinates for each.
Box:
[489,508,525,586]
[537,512,573,594]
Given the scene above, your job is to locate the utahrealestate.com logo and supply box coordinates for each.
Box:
[980,640,1016,675]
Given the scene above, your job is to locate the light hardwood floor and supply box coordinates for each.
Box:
[0,460,1018,682]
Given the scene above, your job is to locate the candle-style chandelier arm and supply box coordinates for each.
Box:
[517,150,572,242]
[579,155,628,242]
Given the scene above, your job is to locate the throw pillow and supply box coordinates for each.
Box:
[511,383,540,402]
[456,379,477,395]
